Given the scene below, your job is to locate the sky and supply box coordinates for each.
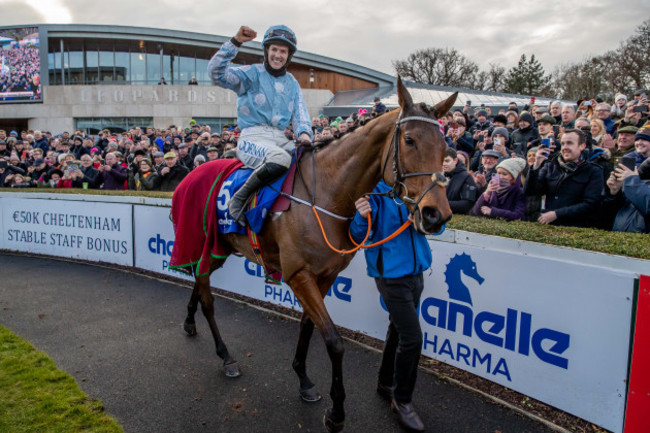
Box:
[1,0,648,76]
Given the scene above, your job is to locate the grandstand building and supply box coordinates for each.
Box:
[0,24,553,134]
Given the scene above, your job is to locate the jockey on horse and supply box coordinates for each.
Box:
[208,25,313,224]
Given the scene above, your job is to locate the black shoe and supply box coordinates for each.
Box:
[391,399,425,432]
[376,380,394,401]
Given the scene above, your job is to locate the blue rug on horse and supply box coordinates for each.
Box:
[217,168,290,235]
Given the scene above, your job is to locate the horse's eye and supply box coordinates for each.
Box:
[404,136,415,147]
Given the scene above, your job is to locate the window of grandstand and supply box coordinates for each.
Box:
[75,117,154,134]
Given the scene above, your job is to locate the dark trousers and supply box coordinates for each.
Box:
[375,273,424,403]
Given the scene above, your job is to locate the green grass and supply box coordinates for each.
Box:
[0,326,123,433]
[1,188,648,260]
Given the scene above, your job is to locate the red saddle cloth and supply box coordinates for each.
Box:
[169,159,243,277]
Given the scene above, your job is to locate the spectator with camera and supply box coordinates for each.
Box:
[442,148,478,214]
[604,158,650,233]
[158,152,189,192]
[471,157,527,221]
[445,117,474,155]
[524,129,604,227]
[511,112,538,157]
[0,155,27,187]
[470,109,492,138]
[70,154,99,189]
[98,152,127,190]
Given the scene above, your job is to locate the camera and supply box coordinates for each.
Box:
[583,101,593,106]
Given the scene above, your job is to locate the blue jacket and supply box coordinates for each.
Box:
[208,40,312,138]
[349,181,434,279]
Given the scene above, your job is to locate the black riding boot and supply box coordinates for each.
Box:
[228,162,288,225]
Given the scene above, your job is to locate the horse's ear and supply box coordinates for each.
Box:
[433,92,458,119]
[396,76,413,111]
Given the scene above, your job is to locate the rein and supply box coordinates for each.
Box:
[309,113,447,255]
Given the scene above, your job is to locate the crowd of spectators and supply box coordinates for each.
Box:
[0,90,648,233]
[438,90,649,233]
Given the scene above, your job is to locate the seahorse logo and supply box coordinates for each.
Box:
[445,253,484,305]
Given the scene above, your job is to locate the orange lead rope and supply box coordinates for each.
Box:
[311,206,412,255]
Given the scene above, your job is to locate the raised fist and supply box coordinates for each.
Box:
[235,26,257,44]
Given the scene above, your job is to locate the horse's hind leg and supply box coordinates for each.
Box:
[183,281,200,336]
[195,263,241,378]
[292,313,322,402]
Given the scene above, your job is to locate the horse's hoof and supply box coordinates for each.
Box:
[299,385,322,403]
[323,409,345,433]
[183,321,197,336]
[224,361,241,378]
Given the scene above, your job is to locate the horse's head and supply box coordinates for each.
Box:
[382,77,457,235]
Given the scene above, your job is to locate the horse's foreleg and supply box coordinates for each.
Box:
[292,313,322,402]
[288,271,345,433]
[183,281,200,336]
[196,271,241,378]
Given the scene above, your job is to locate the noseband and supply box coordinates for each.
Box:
[381,114,449,211]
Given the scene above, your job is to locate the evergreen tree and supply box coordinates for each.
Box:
[504,54,551,95]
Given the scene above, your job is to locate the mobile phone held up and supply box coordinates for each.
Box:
[633,105,648,113]
[541,138,551,148]
[491,173,500,185]
[619,157,636,171]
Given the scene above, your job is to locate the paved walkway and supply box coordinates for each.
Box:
[0,254,552,433]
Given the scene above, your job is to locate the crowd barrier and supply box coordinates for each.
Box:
[1,192,648,433]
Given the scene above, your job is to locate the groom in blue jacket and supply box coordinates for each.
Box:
[350,180,442,432]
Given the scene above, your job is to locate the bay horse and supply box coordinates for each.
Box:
[181,78,457,432]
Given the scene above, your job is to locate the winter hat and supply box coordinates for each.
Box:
[493,114,508,125]
[491,127,510,141]
[635,121,650,142]
[497,157,526,179]
[519,112,534,125]
[477,109,488,118]
[615,93,627,103]
[155,137,164,150]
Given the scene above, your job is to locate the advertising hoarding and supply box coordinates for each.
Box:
[1,197,133,266]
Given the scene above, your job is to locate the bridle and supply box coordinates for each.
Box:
[379,114,449,212]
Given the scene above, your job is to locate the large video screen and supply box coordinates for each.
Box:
[0,27,40,102]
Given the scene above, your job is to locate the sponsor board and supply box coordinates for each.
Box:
[133,205,192,281]
[422,243,633,433]
[1,197,133,265]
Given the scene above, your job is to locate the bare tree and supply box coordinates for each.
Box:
[392,47,479,87]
